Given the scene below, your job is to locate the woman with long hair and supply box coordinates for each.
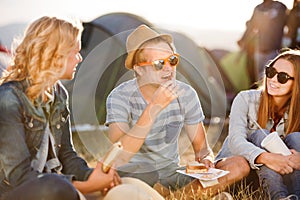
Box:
[0,16,168,200]
[216,49,300,200]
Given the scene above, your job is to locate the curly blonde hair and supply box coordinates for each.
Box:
[0,16,83,101]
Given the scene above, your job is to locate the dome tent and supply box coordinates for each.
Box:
[65,12,228,128]
[64,12,153,126]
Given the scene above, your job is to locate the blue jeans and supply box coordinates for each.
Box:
[117,162,159,187]
[2,174,79,200]
[117,162,194,190]
[249,130,300,200]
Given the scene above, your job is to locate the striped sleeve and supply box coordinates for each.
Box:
[105,86,131,125]
[180,83,205,124]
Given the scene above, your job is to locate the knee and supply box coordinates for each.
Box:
[286,132,300,140]
[216,156,250,178]
[285,132,300,151]
[39,174,79,200]
[228,156,250,178]
[235,156,251,177]
[104,184,151,200]
[216,156,250,185]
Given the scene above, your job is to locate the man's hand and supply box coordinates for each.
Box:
[150,80,183,110]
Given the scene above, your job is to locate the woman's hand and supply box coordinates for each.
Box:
[73,162,121,194]
[256,152,294,174]
[101,164,122,195]
[288,149,300,170]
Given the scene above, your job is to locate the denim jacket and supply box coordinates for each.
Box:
[216,89,288,169]
[0,80,93,194]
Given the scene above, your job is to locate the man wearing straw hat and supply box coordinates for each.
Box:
[105,25,238,198]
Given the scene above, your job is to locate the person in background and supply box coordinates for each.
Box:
[105,24,247,199]
[238,0,287,83]
[216,49,300,200]
[283,0,300,49]
[0,16,164,200]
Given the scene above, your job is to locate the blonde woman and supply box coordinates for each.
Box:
[0,17,167,200]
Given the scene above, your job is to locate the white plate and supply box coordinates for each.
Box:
[176,168,229,181]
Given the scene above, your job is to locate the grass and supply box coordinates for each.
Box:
[155,178,268,200]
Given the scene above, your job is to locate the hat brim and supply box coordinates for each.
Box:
[125,34,173,69]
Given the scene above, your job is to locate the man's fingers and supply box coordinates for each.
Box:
[161,80,174,88]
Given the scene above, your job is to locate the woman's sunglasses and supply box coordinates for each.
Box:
[265,66,294,84]
[138,53,180,70]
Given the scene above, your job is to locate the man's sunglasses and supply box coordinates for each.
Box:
[265,66,294,84]
[138,53,180,70]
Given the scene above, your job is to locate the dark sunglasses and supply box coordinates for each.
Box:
[265,66,294,84]
[138,53,180,70]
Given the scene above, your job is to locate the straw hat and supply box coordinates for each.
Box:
[125,24,173,69]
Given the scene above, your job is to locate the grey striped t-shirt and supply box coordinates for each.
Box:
[105,78,204,172]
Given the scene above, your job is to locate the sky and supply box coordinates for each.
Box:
[0,0,294,50]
